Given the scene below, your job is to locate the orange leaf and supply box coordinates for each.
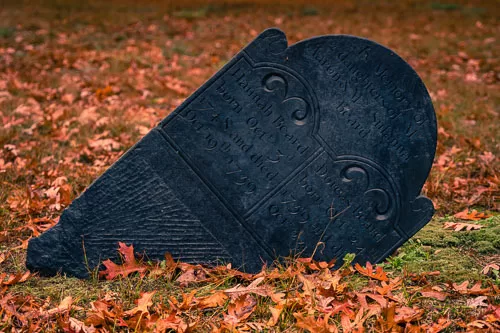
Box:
[125,291,155,316]
[198,291,228,310]
[1,271,31,286]
[267,304,284,327]
[223,294,257,327]
[99,242,146,280]
[294,312,338,333]
[451,281,491,295]
[354,262,388,281]
[42,296,74,317]
[453,208,491,221]
[394,306,425,323]
[420,288,449,301]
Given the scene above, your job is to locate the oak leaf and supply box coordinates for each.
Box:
[294,312,338,333]
[169,290,197,311]
[444,221,483,231]
[466,296,489,308]
[394,306,425,323]
[198,291,228,309]
[420,286,449,301]
[125,291,155,316]
[421,317,452,332]
[224,277,271,298]
[1,271,31,286]
[267,304,284,326]
[99,242,146,280]
[176,264,207,286]
[451,280,491,295]
[482,263,499,275]
[150,311,189,333]
[453,208,491,221]
[68,317,96,333]
[223,294,257,328]
[354,262,389,281]
[41,296,74,317]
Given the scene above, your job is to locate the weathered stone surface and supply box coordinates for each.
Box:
[27,28,437,277]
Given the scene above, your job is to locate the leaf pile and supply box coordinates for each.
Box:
[2,248,500,332]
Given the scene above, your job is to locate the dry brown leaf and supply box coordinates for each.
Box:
[420,287,449,301]
[443,221,483,231]
[451,281,491,295]
[224,276,271,298]
[1,271,31,286]
[223,294,257,327]
[355,262,389,281]
[68,317,96,333]
[482,263,500,275]
[125,291,155,316]
[99,242,146,280]
[267,304,284,327]
[294,312,338,333]
[41,296,73,317]
[394,306,425,323]
[197,291,228,309]
[453,208,491,221]
[176,265,207,286]
[466,296,489,308]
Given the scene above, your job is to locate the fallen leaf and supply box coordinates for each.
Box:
[99,242,147,280]
[198,291,228,309]
[467,296,489,308]
[451,281,491,295]
[482,263,499,275]
[394,306,425,323]
[453,208,491,221]
[125,291,155,316]
[420,287,449,301]
[444,221,483,231]
[41,296,73,317]
[1,271,31,286]
[223,294,257,327]
[176,265,207,286]
[267,304,284,326]
[224,277,271,298]
[355,262,389,281]
[68,317,96,333]
[294,312,338,333]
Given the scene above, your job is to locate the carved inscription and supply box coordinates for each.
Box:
[311,43,432,163]
[164,56,319,215]
[246,152,398,261]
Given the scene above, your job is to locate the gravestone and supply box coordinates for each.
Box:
[27,28,437,277]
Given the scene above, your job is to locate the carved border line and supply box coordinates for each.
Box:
[156,127,276,261]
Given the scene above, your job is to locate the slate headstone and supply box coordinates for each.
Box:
[27,28,437,277]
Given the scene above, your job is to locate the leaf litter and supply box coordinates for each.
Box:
[0,0,499,331]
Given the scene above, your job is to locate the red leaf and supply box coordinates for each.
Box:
[99,242,146,280]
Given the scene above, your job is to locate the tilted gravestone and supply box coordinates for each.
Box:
[27,28,437,277]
